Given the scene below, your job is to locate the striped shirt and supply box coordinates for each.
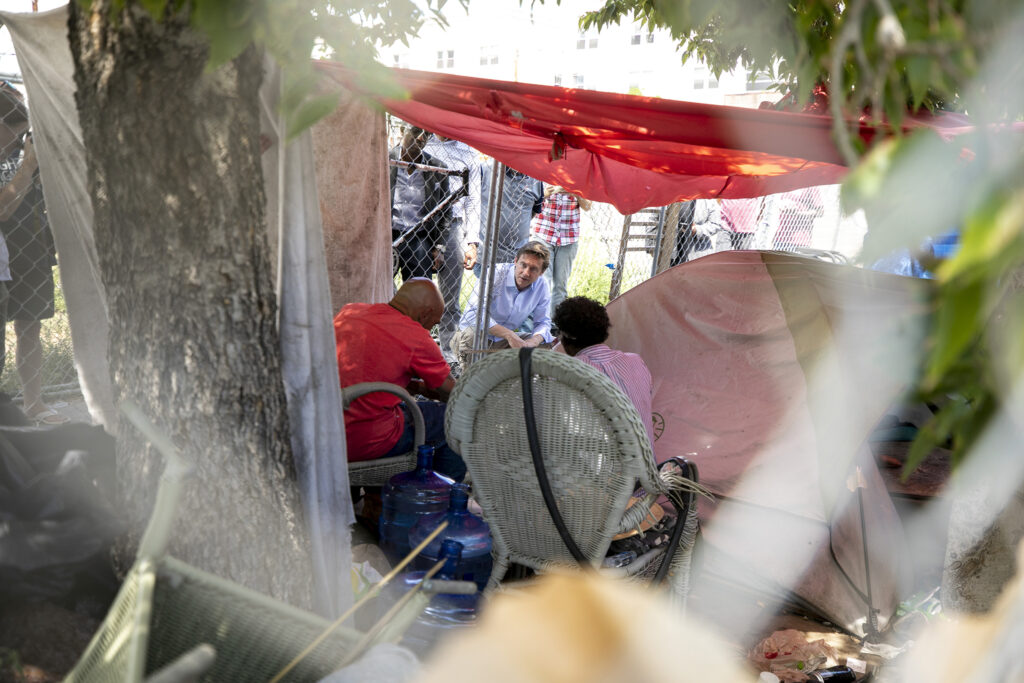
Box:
[531,191,581,246]
[575,344,655,447]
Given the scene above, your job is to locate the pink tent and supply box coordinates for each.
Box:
[606,250,929,635]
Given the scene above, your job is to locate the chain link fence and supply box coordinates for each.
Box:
[0,80,78,420]
[387,116,868,365]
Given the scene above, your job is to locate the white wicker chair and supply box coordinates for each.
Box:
[445,348,702,606]
[343,382,423,488]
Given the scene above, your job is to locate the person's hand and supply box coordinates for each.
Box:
[523,335,543,348]
[431,248,444,271]
[544,184,563,198]
[505,333,527,349]
[463,243,478,269]
[21,136,38,174]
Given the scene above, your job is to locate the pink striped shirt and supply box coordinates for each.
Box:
[575,344,655,447]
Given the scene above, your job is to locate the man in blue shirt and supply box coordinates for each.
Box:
[450,240,554,365]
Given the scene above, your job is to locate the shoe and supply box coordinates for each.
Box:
[26,406,70,425]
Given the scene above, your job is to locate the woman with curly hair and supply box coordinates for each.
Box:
[553,296,654,446]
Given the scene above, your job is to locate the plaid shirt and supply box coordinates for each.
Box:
[531,191,581,246]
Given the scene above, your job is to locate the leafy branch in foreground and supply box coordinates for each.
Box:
[572,0,1024,469]
[78,0,466,138]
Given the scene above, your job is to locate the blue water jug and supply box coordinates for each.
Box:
[384,539,480,656]
[379,445,454,565]
[408,483,493,590]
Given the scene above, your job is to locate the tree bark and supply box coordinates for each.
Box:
[68,1,312,608]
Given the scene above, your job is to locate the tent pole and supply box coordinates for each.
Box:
[649,206,667,277]
[471,160,504,365]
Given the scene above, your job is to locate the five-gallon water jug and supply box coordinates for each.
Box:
[379,444,454,565]
[408,483,493,590]
[385,539,481,656]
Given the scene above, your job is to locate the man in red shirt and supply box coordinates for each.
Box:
[334,278,463,480]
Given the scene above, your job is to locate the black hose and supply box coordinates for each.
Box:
[519,348,590,567]
[653,457,697,585]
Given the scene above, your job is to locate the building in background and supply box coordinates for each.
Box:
[379,0,780,107]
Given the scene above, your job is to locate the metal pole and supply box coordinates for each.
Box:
[470,161,505,365]
[649,206,667,277]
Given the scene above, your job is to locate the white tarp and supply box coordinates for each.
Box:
[1,6,355,618]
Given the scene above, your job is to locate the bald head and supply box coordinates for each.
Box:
[390,278,445,330]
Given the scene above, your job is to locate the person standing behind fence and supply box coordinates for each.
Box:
[0,83,65,425]
[531,183,590,319]
[389,125,451,281]
[477,163,543,275]
[425,136,483,361]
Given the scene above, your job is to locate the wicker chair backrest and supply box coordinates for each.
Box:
[446,349,656,574]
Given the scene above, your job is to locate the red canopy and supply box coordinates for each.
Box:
[318,64,976,214]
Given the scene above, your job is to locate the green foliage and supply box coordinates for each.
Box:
[567,233,613,305]
[76,0,465,139]
[567,0,1024,471]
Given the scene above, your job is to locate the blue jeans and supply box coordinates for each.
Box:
[542,239,578,316]
[383,401,466,482]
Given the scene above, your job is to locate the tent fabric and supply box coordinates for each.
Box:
[5,7,354,618]
[259,60,355,618]
[0,7,116,430]
[605,250,929,634]
[310,87,393,307]
[320,64,982,214]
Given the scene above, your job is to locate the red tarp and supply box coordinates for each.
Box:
[318,64,976,214]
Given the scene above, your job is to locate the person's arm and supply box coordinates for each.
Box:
[0,138,38,222]
[525,281,553,345]
[462,158,483,265]
[409,374,456,402]
[488,323,528,348]
[434,374,456,401]
[576,195,592,212]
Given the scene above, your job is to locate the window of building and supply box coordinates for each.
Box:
[554,75,563,86]
[631,33,641,45]
[693,79,705,90]
[589,37,598,48]
[436,51,443,68]
[446,50,455,68]
[646,33,654,43]
[577,32,586,50]
[480,46,499,65]
[574,73,584,88]
[709,77,719,89]
[746,74,774,91]
[578,30,598,49]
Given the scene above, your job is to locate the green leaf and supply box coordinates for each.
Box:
[938,191,1024,283]
[192,0,254,69]
[905,56,930,110]
[926,279,984,388]
[138,0,168,18]
[285,91,340,141]
[901,397,968,479]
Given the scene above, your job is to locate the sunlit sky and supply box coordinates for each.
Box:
[0,0,65,80]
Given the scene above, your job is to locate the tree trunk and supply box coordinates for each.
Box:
[68,2,312,608]
[942,482,1024,612]
[941,271,1024,614]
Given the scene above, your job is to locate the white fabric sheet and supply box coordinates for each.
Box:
[2,6,353,618]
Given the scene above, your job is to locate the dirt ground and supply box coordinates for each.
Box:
[0,602,100,683]
[0,404,952,681]
[0,395,106,682]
